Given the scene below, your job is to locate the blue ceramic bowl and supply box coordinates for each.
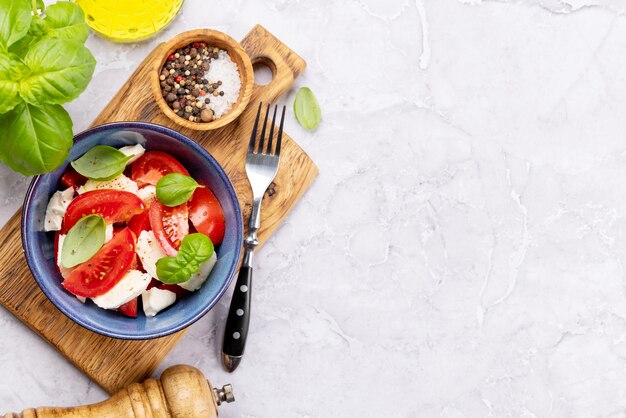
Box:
[22,122,243,339]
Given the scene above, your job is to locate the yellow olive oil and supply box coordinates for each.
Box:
[75,0,184,42]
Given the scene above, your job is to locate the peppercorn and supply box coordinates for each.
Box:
[172,101,180,110]
[205,98,210,104]
[201,108,213,122]
[219,91,224,96]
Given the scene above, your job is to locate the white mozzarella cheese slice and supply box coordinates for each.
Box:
[56,234,74,279]
[142,287,177,317]
[119,144,145,165]
[91,269,151,310]
[105,224,113,243]
[44,187,74,231]
[178,252,217,291]
[136,230,168,279]
[137,185,156,205]
[81,174,139,196]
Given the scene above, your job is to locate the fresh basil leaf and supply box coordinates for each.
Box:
[9,3,88,56]
[0,0,31,51]
[19,38,95,105]
[0,102,72,175]
[294,87,321,131]
[34,0,45,14]
[0,53,23,113]
[41,2,89,44]
[156,173,203,207]
[61,214,105,268]
[156,257,191,284]
[29,15,48,37]
[8,34,33,57]
[179,232,214,262]
[71,145,133,181]
[156,233,214,284]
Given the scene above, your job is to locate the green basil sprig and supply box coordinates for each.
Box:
[294,87,321,131]
[156,233,214,284]
[71,145,133,181]
[61,214,106,268]
[0,0,95,176]
[156,173,204,207]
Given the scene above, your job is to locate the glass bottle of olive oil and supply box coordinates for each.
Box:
[75,0,184,42]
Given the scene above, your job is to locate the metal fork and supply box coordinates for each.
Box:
[222,102,285,372]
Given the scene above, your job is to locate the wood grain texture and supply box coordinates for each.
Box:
[3,365,220,417]
[0,24,317,394]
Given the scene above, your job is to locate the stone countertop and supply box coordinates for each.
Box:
[3,0,626,416]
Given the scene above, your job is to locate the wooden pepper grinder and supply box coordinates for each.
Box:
[3,365,234,418]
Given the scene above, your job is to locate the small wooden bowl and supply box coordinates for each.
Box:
[151,29,254,131]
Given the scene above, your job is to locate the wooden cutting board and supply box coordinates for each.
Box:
[0,25,317,394]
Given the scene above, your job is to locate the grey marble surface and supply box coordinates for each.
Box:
[5,0,626,416]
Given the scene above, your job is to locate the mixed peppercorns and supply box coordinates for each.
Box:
[159,42,227,123]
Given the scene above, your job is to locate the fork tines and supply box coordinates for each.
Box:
[248,102,286,156]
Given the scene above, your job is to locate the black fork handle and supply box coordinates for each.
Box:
[222,265,252,372]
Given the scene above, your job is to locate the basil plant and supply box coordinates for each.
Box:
[0,0,95,175]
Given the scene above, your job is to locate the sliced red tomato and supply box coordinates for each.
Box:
[62,228,136,298]
[118,298,138,317]
[129,253,141,271]
[128,210,151,237]
[53,231,62,276]
[158,283,191,298]
[188,184,225,245]
[146,278,189,297]
[62,190,144,232]
[131,151,189,187]
[60,166,87,189]
[147,278,161,289]
[149,198,189,256]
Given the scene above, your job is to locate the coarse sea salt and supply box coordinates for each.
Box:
[203,50,241,118]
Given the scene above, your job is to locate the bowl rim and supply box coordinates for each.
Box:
[21,121,243,340]
[151,28,254,131]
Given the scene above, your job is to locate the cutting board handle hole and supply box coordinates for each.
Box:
[252,58,275,86]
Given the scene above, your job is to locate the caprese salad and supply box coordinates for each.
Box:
[43,143,225,318]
